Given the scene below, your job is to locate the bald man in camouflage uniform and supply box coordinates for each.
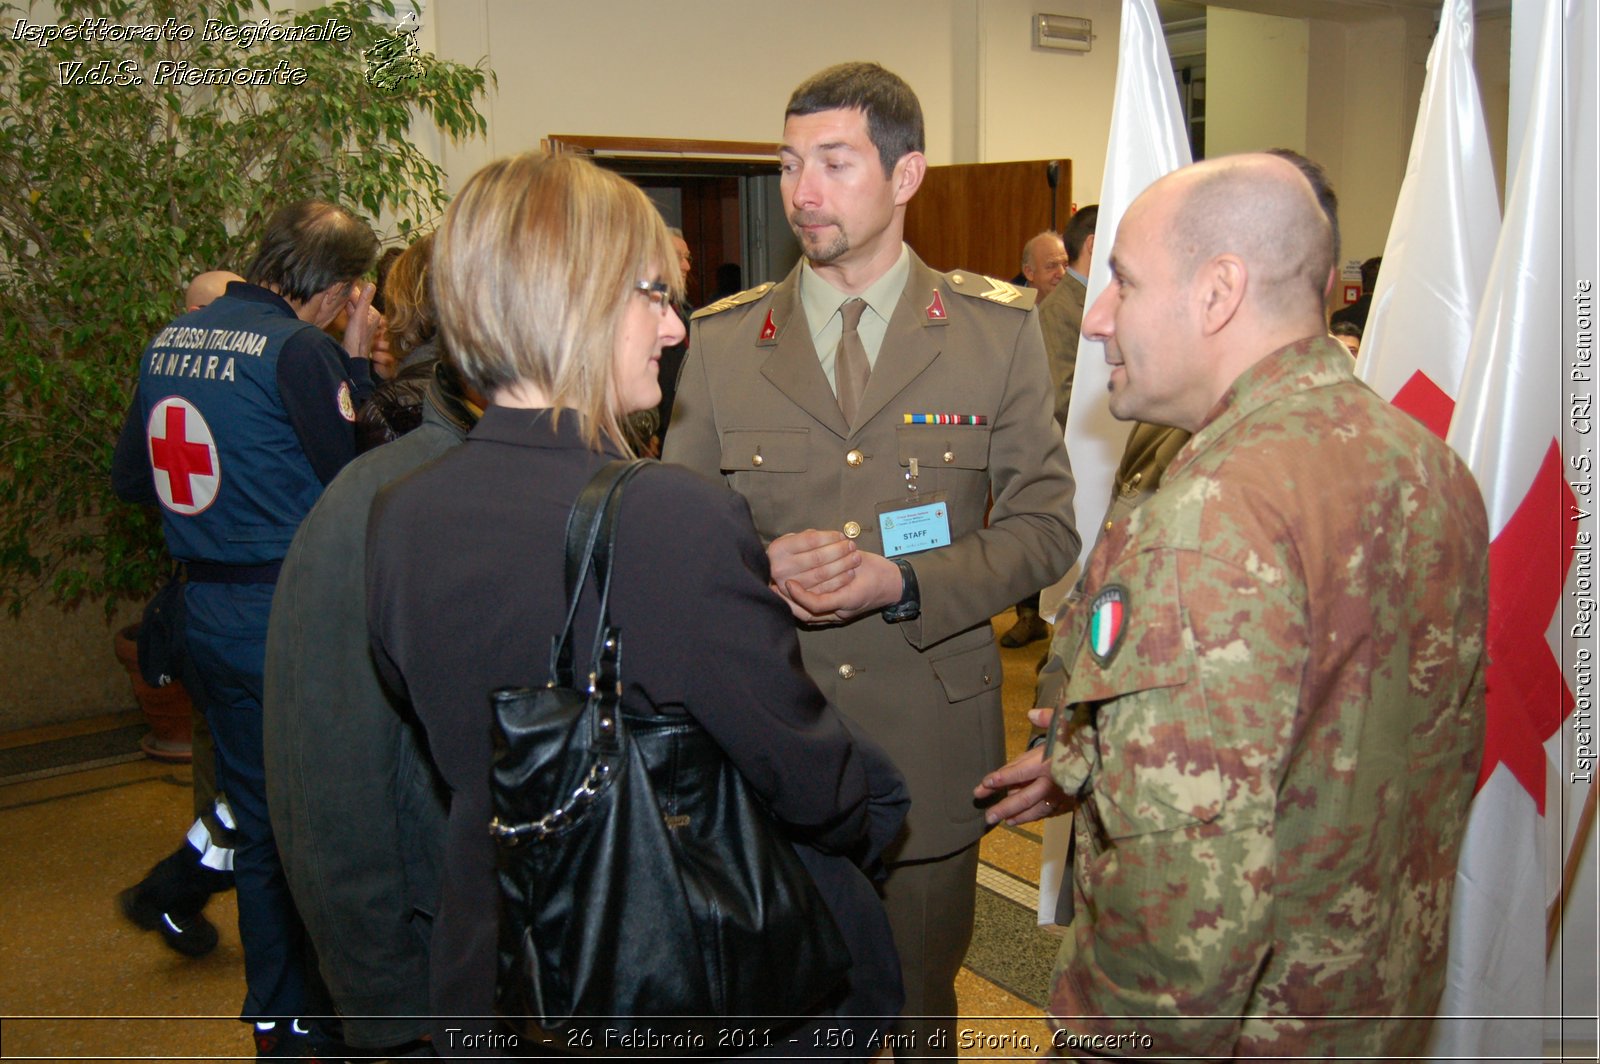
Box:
[1042,154,1488,1057]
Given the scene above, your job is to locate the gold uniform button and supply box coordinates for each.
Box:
[1104,519,1115,531]
[846,449,864,467]
[843,521,861,539]
[943,450,955,464]
[1131,472,1143,484]
[752,454,764,467]
[952,273,964,284]
[838,664,857,680]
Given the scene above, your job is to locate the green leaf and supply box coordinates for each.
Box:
[0,0,491,613]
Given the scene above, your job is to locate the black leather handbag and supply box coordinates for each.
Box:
[488,459,851,1045]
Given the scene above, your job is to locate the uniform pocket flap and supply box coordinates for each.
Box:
[894,425,989,471]
[719,427,808,473]
[1064,550,1190,705]
[929,637,1002,703]
[1064,550,1225,838]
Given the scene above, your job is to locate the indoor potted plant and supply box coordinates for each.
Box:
[0,0,492,746]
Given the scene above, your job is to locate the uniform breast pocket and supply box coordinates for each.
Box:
[719,427,809,474]
[1063,549,1225,842]
[718,427,807,516]
[893,425,990,501]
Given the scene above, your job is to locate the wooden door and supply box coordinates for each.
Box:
[630,174,740,308]
[904,159,1074,280]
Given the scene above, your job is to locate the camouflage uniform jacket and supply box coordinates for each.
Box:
[1046,336,1488,1058]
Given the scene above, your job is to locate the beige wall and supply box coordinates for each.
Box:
[431,0,961,181]
[426,0,1122,208]
[1474,10,1512,204]
[420,1,1506,270]
[1207,7,1309,158]
[974,0,1123,207]
[1,600,141,731]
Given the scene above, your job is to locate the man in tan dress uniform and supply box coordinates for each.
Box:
[664,62,1078,1050]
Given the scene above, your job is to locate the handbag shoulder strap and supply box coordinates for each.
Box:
[549,458,651,683]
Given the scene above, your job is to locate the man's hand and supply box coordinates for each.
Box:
[974,708,1071,826]
[341,282,380,361]
[766,529,862,609]
[775,540,902,624]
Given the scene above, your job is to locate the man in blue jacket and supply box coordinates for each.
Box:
[112,200,379,1059]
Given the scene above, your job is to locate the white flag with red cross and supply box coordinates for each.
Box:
[1430,0,1584,1055]
[1355,0,1500,439]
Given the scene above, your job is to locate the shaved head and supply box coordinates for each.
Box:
[1156,153,1334,320]
[1084,153,1339,431]
[185,270,243,311]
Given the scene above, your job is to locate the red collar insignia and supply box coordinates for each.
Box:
[758,310,777,342]
[925,291,947,320]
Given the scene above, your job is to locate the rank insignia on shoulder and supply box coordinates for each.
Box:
[946,272,1036,310]
[691,282,774,320]
[1088,584,1128,666]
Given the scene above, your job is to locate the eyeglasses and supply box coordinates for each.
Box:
[632,280,672,313]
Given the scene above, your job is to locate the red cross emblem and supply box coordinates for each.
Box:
[147,397,220,515]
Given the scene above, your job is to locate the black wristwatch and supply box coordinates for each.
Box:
[881,557,921,623]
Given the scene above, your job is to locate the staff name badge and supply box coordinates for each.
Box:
[877,494,952,557]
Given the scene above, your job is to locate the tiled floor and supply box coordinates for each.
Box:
[0,612,1065,1062]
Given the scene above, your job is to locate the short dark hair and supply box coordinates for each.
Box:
[786,62,924,176]
[1360,255,1382,290]
[1265,148,1340,266]
[245,200,379,304]
[1330,320,1362,340]
[1063,204,1099,261]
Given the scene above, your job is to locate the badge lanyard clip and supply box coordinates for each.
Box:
[906,457,919,495]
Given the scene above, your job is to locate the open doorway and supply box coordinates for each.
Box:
[544,136,1078,300]
[543,137,800,309]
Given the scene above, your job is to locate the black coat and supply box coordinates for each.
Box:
[264,370,474,1048]
[366,407,907,1057]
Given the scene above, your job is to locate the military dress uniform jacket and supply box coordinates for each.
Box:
[1046,337,1489,1058]
[1036,272,1087,429]
[1098,422,1190,533]
[664,252,1080,861]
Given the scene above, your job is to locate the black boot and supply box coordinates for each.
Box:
[118,841,231,957]
[1000,605,1050,647]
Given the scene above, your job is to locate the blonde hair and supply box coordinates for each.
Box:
[383,232,437,359]
[433,152,682,451]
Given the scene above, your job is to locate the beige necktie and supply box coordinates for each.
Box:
[835,298,870,425]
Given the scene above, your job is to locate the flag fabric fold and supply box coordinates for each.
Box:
[1356,0,1500,432]
[1431,0,1577,1056]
